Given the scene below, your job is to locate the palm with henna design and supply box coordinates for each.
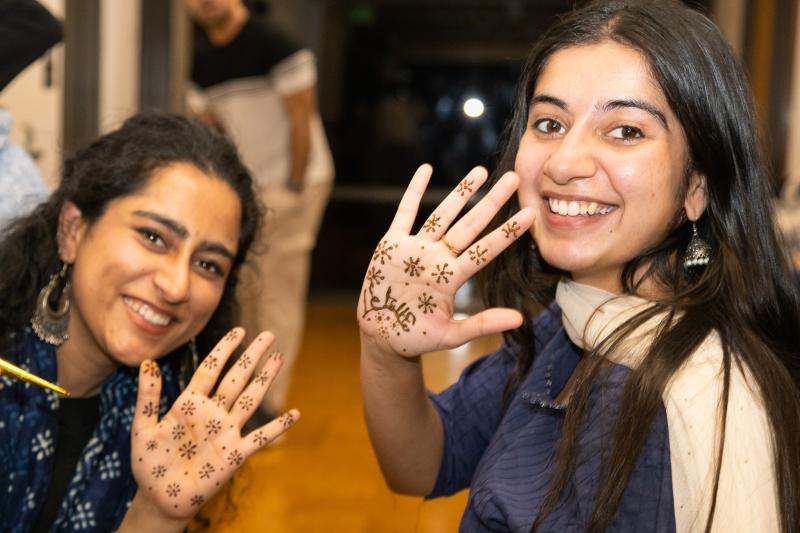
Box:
[131,328,299,519]
[358,164,535,357]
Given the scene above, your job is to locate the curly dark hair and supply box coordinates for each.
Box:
[0,113,264,381]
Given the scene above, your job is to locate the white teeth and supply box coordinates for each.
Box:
[123,297,171,327]
[547,198,615,217]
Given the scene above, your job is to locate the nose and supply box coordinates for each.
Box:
[153,256,191,305]
[542,125,598,185]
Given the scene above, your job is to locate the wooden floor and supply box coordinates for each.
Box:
[188,295,501,532]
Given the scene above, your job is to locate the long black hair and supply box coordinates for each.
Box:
[479,1,800,531]
[0,113,264,378]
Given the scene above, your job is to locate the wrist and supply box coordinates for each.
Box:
[117,492,188,533]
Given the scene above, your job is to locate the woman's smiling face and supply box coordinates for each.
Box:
[58,162,242,369]
[515,41,704,293]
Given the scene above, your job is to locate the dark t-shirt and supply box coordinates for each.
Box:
[191,18,301,89]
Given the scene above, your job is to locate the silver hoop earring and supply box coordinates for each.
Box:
[683,222,712,270]
[31,263,71,346]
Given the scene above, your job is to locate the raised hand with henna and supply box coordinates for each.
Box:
[358,164,535,358]
[118,328,299,531]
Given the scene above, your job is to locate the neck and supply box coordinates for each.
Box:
[56,340,117,398]
[203,4,249,46]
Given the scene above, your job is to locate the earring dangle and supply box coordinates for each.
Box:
[190,337,199,369]
[31,263,71,346]
[683,222,712,270]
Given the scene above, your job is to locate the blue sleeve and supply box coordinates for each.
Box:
[427,345,517,498]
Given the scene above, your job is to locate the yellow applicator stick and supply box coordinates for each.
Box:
[0,357,70,396]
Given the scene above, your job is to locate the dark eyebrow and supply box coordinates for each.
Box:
[604,99,669,129]
[530,94,568,110]
[132,210,236,261]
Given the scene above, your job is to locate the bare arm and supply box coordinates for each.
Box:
[358,164,534,495]
[281,86,314,191]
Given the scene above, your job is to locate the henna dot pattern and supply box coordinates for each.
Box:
[191,495,205,507]
[172,424,186,440]
[417,293,437,314]
[238,395,254,411]
[145,440,158,451]
[502,220,521,239]
[179,441,198,460]
[181,400,196,417]
[422,214,441,233]
[166,483,181,498]
[403,257,425,277]
[206,419,222,436]
[202,355,219,370]
[468,244,488,265]
[432,263,454,284]
[152,465,167,478]
[199,462,215,479]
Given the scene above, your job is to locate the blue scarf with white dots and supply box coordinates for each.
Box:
[0,328,178,532]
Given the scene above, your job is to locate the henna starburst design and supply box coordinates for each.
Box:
[181,400,196,417]
[199,462,215,479]
[142,401,157,417]
[468,244,488,265]
[423,214,441,233]
[206,419,222,436]
[172,424,186,440]
[213,394,226,408]
[223,330,238,342]
[237,354,252,370]
[502,220,521,239]
[152,465,167,478]
[372,240,397,265]
[278,413,295,428]
[179,441,198,460]
[145,440,158,451]
[417,293,437,314]
[254,369,270,386]
[403,257,425,277]
[237,395,254,411]
[252,431,269,447]
[227,449,244,466]
[202,355,218,370]
[432,263,454,284]
[456,178,475,196]
[191,495,205,507]
[166,483,181,498]
[142,361,161,378]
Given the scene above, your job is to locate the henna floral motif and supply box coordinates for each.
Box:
[278,413,295,428]
[145,440,158,451]
[423,214,441,233]
[199,462,215,479]
[206,419,222,436]
[202,355,218,370]
[252,431,269,447]
[431,263,454,284]
[468,244,488,265]
[227,450,244,466]
[223,330,238,342]
[152,465,167,478]
[372,240,397,265]
[181,400,196,417]
[166,483,181,498]
[502,220,521,239]
[403,257,425,277]
[417,293,437,314]
[142,361,161,378]
[191,495,205,507]
[179,441,198,460]
[237,354,252,370]
[142,402,157,417]
[456,178,475,196]
[254,369,270,386]
[213,394,226,408]
[365,267,384,286]
[238,395,254,411]
[172,424,186,440]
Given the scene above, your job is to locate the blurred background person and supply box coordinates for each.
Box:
[0,0,62,231]
[185,0,334,425]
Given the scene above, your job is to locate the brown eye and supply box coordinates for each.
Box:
[609,125,643,141]
[533,118,565,135]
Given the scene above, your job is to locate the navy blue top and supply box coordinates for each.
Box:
[429,305,676,532]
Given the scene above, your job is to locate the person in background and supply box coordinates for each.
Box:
[185,0,334,426]
[0,0,62,230]
[0,114,299,532]
[359,0,800,531]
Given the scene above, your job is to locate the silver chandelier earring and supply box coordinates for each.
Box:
[683,222,712,270]
[31,263,71,346]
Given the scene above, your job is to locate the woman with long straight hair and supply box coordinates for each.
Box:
[359,1,800,531]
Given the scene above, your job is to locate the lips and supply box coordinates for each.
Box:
[123,296,172,327]
[546,197,617,217]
